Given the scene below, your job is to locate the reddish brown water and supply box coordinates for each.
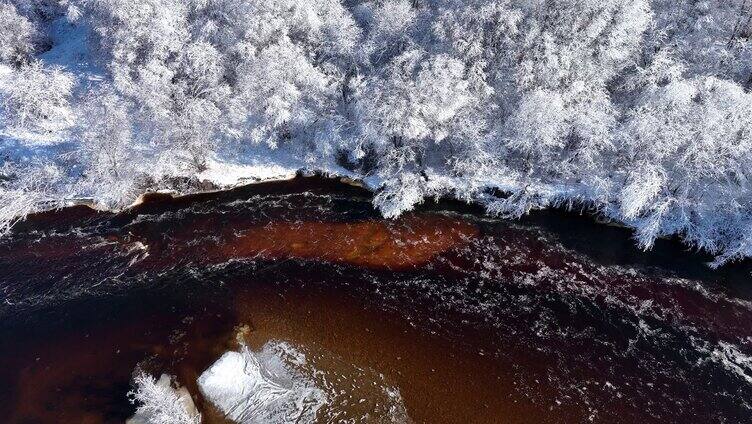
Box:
[0,176,751,423]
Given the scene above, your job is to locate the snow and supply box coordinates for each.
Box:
[38,17,102,81]
[197,149,303,187]
[1,0,752,264]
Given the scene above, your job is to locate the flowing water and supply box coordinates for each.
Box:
[0,176,751,423]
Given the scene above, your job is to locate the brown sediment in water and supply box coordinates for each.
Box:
[2,277,554,424]
[212,214,479,270]
[0,214,478,273]
[226,283,576,424]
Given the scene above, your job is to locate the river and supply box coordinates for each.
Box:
[0,176,750,423]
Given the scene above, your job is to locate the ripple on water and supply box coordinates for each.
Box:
[1,178,752,423]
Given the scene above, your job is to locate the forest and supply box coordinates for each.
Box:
[1,0,751,265]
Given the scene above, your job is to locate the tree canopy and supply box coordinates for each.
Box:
[1,0,752,264]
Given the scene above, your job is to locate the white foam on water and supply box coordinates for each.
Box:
[703,341,752,386]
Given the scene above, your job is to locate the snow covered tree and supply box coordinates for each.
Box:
[219,0,360,155]
[1,0,752,264]
[76,87,144,206]
[129,372,201,424]
[356,49,487,215]
[0,2,40,65]
[1,60,74,131]
[617,77,752,251]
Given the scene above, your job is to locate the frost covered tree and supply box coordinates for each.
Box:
[0,60,74,131]
[76,87,143,206]
[0,2,40,65]
[2,0,752,263]
[356,49,487,215]
[617,77,752,254]
[0,160,65,234]
[128,372,201,424]
[84,0,217,172]
[219,0,360,157]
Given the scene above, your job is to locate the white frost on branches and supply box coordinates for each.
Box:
[1,0,752,264]
[128,372,201,424]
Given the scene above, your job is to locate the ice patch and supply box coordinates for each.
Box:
[197,341,327,423]
[197,339,411,423]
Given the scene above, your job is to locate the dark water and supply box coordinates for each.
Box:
[0,176,751,423]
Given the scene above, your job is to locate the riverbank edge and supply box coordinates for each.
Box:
[11,169,752,274]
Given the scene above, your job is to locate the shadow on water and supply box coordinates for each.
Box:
[424,196,752,298]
